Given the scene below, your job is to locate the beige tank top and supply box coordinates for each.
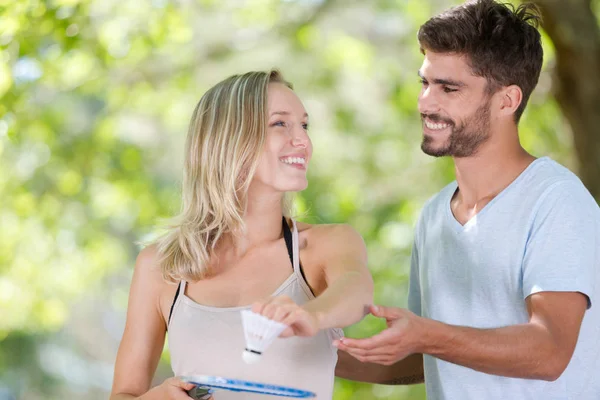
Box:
[167,219,343,399]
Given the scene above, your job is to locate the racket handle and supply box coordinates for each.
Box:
[186,386,213,400]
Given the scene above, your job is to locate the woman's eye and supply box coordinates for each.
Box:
[273,121,286,127]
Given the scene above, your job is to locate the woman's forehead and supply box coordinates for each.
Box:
[267,83,307,116]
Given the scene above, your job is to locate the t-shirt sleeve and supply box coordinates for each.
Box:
[408,218,423,316]
[408,240,422,316]
[522,180,598,309]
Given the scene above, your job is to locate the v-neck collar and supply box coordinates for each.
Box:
[445,157,548,233]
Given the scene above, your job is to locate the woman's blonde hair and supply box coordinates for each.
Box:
[157,70,294,282]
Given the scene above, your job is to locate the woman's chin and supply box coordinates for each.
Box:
[281,180,308,193]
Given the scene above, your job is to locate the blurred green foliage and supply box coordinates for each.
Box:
[0,0,595,399]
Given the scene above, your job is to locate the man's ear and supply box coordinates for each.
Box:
[498,85,523,118]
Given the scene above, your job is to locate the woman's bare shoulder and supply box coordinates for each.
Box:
[297,221,363,240]
[132,243,180,320]
[295,221,366,255]
[135,244,162,276]
[133,244,178,294]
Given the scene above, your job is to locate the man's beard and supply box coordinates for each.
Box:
[421,99,491,158]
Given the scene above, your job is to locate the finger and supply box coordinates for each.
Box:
[332,339,344,349]
[333,340,350,353]
[339,347,369,357]
[169,378,196,391]
[251,299,270,314]
[340,341,398,357]
[281,308,303,326]
[338,348,392,364]
[279,326,294,338]
[261,303,279,320]
[251,303,264,314]
[338,345,394,358]
[336,348,368,363]
[370,305,402,320]
[335,342,380,358]
[272,305,294,323]
[357,356,398,365]
[336,329,396,350]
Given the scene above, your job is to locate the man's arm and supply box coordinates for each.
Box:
[335,351,424,385]
[338,291,587,381]
[422,291,587,380]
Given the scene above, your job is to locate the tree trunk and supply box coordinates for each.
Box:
[532,0,600,202]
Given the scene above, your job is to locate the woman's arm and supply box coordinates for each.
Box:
[302,224,373,329]
[110,245,195,400]
[253,224,373,336]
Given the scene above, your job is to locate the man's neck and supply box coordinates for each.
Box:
[453,136,535,207]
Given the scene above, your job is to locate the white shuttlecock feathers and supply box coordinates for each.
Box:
[240,309,288,364]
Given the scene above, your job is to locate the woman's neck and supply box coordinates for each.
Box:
[227,190,286,258]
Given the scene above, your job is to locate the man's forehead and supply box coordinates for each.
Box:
[421,52,470,73]
[420,53,486,84]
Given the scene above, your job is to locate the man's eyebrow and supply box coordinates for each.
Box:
[418,71,465,87]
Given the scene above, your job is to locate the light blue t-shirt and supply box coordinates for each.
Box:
[409,157,600,400]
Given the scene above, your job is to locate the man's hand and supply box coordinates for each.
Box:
[333,305,425,365]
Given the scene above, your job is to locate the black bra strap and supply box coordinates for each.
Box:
[167,281,181,328]
[282,217,294,267]
[282,217,314,295]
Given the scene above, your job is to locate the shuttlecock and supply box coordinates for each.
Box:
[240,309,288,364]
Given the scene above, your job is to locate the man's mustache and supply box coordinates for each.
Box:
[421,113,454,126]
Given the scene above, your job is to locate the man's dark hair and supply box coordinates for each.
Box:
[417,0,543,122]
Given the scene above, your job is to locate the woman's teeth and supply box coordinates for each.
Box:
[280,157,306,165]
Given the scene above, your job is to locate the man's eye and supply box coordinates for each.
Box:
[420,79,428,86]
[302,123,309,130]
[443,87,458,93]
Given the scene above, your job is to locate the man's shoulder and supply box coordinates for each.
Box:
[525,158,595,208]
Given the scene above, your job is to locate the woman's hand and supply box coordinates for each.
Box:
[252,295,321,338]
[148,377,212,400]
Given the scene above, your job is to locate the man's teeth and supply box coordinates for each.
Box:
[280,157,306,165]
[425,120,450,130]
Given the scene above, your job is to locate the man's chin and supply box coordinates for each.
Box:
[421,140,451,158]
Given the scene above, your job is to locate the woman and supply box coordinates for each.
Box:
[110,70,373,400]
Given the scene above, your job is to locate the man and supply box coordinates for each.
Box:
[334,1,600,399]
